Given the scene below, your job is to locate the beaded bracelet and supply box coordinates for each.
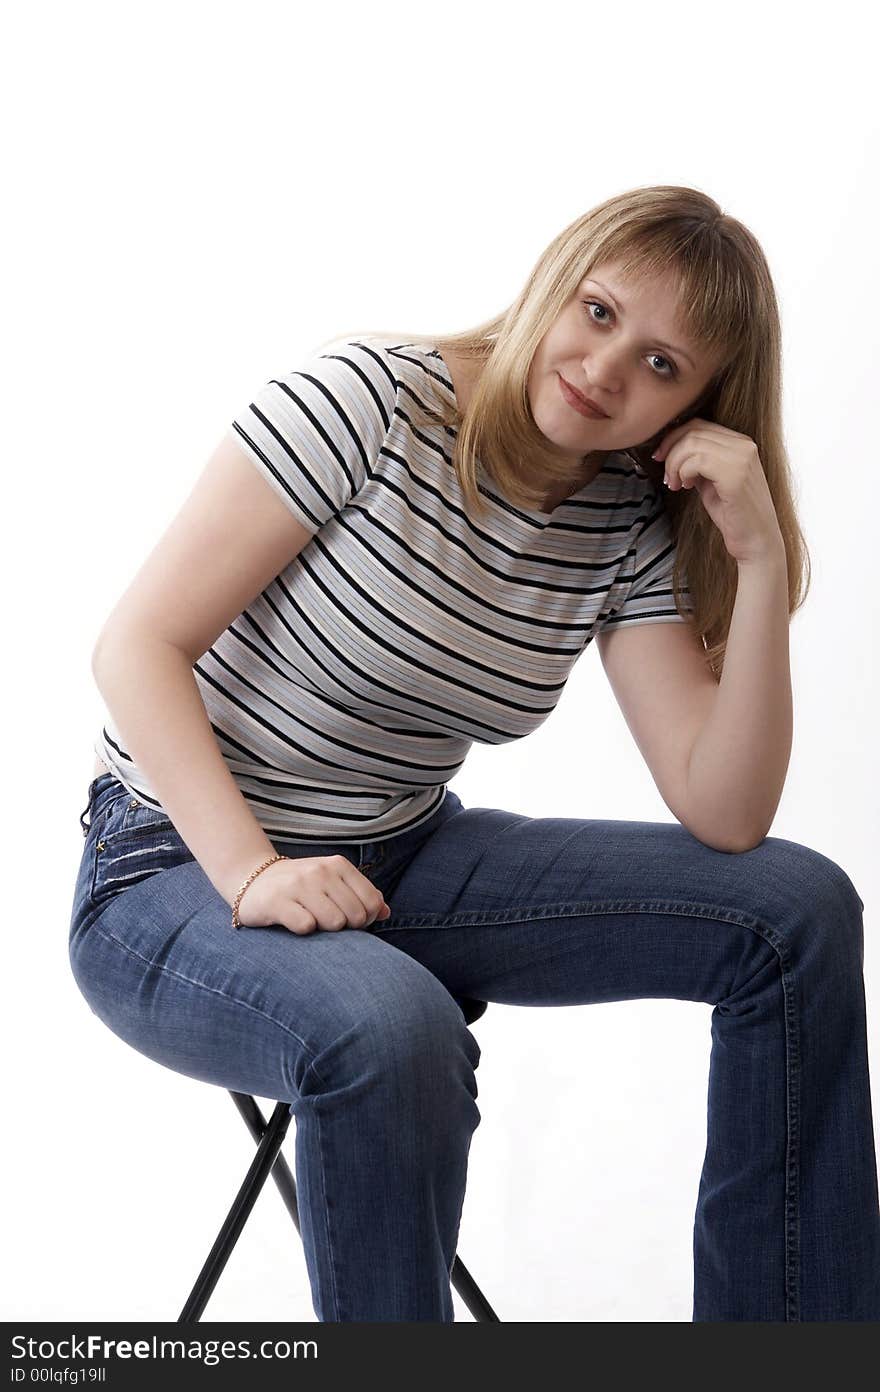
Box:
[231,853,290,929]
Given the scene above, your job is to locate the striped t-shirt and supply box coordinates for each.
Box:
[95,338,694,841]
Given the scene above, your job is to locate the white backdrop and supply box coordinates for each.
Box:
[4,0,877,1324]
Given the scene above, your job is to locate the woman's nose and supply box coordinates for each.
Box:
[581,343,627,382]
[581,353,622,394]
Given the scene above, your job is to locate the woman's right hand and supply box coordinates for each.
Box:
[234,854,392,934]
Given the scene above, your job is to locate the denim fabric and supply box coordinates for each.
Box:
[69,772,880,1321]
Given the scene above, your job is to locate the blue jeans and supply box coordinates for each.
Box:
[68,772,880,1321]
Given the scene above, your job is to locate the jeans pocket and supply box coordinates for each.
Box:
[90,806,195,906]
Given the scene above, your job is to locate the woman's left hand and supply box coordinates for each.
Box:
[651,419,785,566]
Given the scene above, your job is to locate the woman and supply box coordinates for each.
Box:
[69,184,880,1321]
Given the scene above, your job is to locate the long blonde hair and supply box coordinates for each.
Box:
[316,184,809,679]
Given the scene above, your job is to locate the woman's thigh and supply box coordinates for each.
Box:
[68,783,479,1100]
[366,801,864,1009]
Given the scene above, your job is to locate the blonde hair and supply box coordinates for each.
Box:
[316,184,809,679]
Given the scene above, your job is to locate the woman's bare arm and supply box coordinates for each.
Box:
[93,637,282,904]
[92,433,316,905]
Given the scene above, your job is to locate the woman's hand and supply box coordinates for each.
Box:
[651,419,785,566]
[236,854,391,935]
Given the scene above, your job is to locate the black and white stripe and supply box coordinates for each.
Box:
[95,339,693,840]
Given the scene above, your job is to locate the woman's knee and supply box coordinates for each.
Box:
[300,962,481,1113]
[750,834,861,906]
[736,834,864,961]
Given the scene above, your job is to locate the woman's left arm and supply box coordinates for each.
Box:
[653,419,793,850]
[685,550,792,850]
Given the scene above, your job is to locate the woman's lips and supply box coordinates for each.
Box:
[558,375,609,419]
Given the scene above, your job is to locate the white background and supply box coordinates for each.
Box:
[3,0,877,1324]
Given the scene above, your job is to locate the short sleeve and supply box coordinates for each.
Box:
[228,339,398,535]
[602,498,695,630]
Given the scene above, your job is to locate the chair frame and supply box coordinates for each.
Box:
[178,996,498,1322]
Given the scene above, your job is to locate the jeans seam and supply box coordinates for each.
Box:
[380,897,760,930]
[314,1105,341,1320]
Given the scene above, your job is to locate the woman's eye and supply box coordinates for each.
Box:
[584,300,610,325]
[647,352,675,378]
[582,300,677,379]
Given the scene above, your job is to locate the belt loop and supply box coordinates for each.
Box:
[79,774,103,837]
[79,786,95,836]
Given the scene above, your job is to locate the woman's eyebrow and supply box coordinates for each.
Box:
[585,279,696,369]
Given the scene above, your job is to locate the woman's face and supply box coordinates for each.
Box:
[526,257,721,460]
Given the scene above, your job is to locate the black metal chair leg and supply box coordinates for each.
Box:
[228,1093,301,1235]
[451,1253,500,1321]
[178,1097,294,1321]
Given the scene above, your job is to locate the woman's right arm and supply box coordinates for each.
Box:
[91,433,371,917]
[92,636,278,907]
